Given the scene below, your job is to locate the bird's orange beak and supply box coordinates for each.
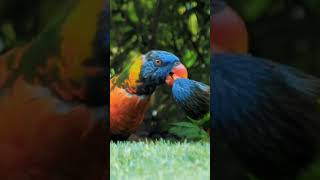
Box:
[165,63,188,86]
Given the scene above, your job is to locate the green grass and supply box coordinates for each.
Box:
[110,140,210,180]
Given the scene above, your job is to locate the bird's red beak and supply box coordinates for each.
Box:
[165,63,188,86]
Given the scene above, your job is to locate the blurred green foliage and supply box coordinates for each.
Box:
[228,0,320,77]
[110,0,210,140]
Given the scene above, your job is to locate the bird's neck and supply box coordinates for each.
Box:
[125,82,156,96]
[117,56,156,96]
[123,72,156,95]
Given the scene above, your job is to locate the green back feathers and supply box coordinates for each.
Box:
[112,53,144,89]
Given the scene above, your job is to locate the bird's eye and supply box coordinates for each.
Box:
[155,59,162,66]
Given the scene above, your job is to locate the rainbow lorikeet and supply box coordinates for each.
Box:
[212,1,320,180]
[110,50,188,141]
[0,0,108,179]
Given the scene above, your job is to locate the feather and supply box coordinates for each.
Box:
[0,77,107,179]
[172,78,210,120]
[110,79,150,137]
[211,53,320,179]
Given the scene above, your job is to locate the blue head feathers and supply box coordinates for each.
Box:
[172,78,210,120]
[137,50,186,94]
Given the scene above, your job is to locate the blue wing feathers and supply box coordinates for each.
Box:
[211,53,320,178]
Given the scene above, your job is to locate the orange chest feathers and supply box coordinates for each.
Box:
[110,80,150,135]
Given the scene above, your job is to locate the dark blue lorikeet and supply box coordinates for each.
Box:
[211,53,320,180]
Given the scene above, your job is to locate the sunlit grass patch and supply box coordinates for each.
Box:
[110,140,210,180]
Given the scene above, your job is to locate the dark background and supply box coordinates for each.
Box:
[227,0,320,77]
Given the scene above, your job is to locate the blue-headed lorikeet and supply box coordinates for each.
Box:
[0,0,108,179]
[110,50,188,141]
[211,1,320,180]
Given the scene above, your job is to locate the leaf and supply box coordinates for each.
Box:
[1,23,16,46]
[139,0,156,10]
[188,13,199,35]
[127,2,138,23]
[177,6,186,15]
[182,50,197,68]
[110,68,115,78]
[169,121,209,141]
[171,122,199,128]
[189,113,210,126]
